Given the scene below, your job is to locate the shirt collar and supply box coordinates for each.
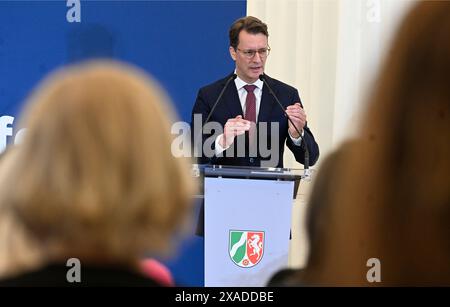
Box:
[234,72,264,91]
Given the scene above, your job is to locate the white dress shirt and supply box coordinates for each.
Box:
[215,74,303,155]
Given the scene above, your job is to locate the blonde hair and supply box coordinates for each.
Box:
[0,148,44,277]
[0,61,195,264]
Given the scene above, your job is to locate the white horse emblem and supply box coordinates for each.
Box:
[248,234,263,261]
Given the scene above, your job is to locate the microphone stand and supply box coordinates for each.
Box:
[194,74,237,163]
[259,74,311,180]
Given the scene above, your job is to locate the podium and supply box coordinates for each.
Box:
[193,165,305,287]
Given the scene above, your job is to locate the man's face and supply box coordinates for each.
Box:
[230,30,268,83]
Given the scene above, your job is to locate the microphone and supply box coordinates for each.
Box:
[203,73,237,129]
[194,73,237,162]
[259,74,310,172]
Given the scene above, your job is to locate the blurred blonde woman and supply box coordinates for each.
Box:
[0,148,44,279]
[0,61,195,286]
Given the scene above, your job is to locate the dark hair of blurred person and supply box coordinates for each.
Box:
[0,61,195,286]
[267,143,354,286]
[271,1,450,286]
[320,2,448,286]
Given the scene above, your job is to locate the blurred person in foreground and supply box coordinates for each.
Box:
[267,142,355,286]
[0,148,44,280]
[0,61,195,286]
[269,1,450,286]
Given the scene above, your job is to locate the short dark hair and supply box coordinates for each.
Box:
[229,16,268,50]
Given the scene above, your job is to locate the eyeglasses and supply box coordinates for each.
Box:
[236,47,271,59]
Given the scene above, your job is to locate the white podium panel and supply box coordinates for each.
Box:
[204,177,294,287]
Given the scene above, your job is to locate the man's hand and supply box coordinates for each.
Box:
[286,103,306,138]
[219,115,251,148]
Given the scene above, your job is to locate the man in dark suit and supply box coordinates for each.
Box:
[191,16,319,168]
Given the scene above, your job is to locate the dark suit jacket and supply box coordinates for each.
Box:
[191,73,319,168]
[0,263,163,287]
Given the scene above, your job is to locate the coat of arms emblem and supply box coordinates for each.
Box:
[229,230,264,268]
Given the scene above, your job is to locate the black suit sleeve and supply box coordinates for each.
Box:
[191,89,219,165]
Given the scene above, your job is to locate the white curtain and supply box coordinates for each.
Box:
[247,0,414,267]
[248,0,413,166]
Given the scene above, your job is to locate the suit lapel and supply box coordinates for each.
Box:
[258,75,277,123]
[219,73,279,122]
[223,77,244,118]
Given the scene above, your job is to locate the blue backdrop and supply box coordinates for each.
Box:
[0,0,246,286]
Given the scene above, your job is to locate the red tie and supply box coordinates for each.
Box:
[244,85,257,151]
[244,85,257,123]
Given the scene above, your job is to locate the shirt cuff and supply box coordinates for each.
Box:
[215,134,229,155]
[288,129,304,146]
